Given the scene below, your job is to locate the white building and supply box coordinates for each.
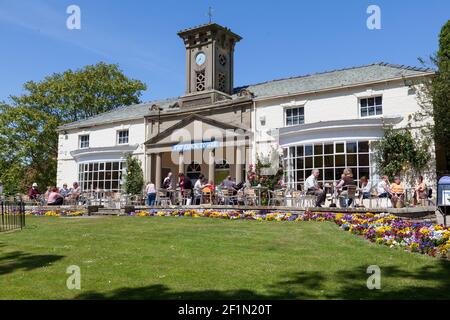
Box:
[57,23,435,192]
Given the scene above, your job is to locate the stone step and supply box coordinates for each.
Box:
[95,208,125,216]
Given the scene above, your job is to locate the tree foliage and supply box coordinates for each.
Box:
[0,63,147,194]
[123,154,144,196]
[372,128,430,182]
[414,20,450,173]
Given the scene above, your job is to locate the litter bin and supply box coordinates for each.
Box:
[437,175,450,226]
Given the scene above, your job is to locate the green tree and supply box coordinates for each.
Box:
[414,20,450,175]
[372,128,430,183]
[123,154,144,196]
[0,63,147,194]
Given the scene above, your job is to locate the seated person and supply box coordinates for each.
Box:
[304,169,326,208]
[335,168,356,207]
[47,188,64,206]
[28,183,40,200]
[390,176,405,208]
[359,176,371,199]
[377,176,391,198]
[59,184,70,198]
[68,182,81,200]
[413,175,427,205]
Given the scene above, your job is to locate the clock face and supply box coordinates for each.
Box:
[195,52,206,66]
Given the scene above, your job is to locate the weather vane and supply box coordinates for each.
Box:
[208,6,213,23]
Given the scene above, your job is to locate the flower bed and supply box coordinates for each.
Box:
[130,209,450,258]
[26,209,86,217]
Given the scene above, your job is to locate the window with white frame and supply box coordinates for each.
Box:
[360,96,383,117]
[117,130,129,145]
[79,135,90,149]
[78,161,126,192]
[284,141,372,190]
[285,107,305,126]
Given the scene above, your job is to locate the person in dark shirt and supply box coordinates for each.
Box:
[28,183,40,200]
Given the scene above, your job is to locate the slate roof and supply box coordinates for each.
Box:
[58,63,433,131]
[235,62,433,99]
[59,97,179,130]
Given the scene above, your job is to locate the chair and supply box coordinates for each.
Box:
[156,189,172,206]
[268,189,285,206]
[244,188,257,206]
[219,188,237,205]
[181,189,193,206]
[201,187,214,204]
[290,190,302,207]
[338,185,357,208]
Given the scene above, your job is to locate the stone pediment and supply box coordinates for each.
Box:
[144,114,250,147]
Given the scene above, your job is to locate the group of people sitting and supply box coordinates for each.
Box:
[27,182,81,206]
[144,172,243,206]
[304,168,428,208]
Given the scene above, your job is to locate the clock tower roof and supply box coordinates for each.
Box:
[177,23,242,43]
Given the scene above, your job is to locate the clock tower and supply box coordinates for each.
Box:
[178,23,242,108]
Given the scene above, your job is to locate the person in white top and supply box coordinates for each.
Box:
[376,176,391,198]
[145,181,156,206]
[162,172,173,189]
[304,169,326,207]
[193,174,206,204]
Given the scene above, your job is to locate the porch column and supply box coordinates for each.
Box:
[208,149,215,183]
[155,153,162,190]
[178,152,184,175]
[235,145,243,183]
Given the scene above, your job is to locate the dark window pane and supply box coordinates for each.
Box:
[106,172,112,180]
[287,118,293,126]
[305,169,312,179]
[359,167,370,180]
[324,155,334,167]
[292,108,298,117]
[297,170,304,182]
[335,169,344,181]
[93,172,98,181]
[305,145,313,156]
[314,144,323,155]
[113,162,119,170]
[92,181,98,190]
[112,172,119,180]
[98,181,104,189]
[361,108,368,117]
[286,109,292,117]
[324,144,333,154]
[325,169,334,181]
[335,155,345,167]
[111,181,119,190]
[347,154,357,166]
[346,142,357,153]
[360,99,367,107]
[100,163,105,171]
[335,143,344,153]
[358,141,369,153]
[106,162,112,171]
[375,96,382,105]
[305,157,313,168]
[296,158,304,170]
[368,97,375,106]
[296,146,304,157]
[369,107,375,116]
[99,172,104,180]
[105,181,111,190]
[314,156,323,168]
[289,147,296,158]
[376,106,382,114]
[89,163,93,171]
[358,154,370,166]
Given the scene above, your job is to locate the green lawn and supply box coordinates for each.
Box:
[1,216,450,300]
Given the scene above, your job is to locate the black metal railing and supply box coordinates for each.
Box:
[0,200,26,232]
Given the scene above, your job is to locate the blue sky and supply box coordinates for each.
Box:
[0,0,448,103]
